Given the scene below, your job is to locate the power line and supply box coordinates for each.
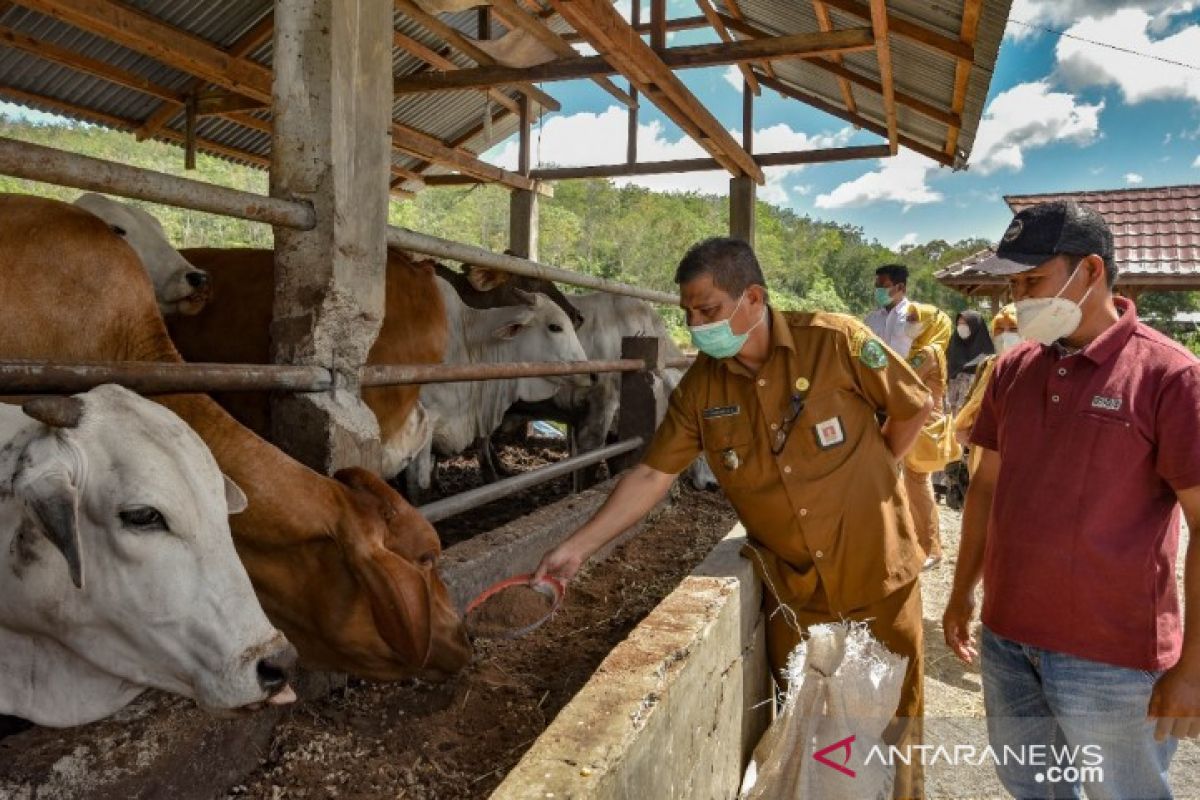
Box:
[1007,17,1200,72]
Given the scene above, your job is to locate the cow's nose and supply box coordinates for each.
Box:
[186,270,209,288]
[256,643,297,693]
[588,373,598,385]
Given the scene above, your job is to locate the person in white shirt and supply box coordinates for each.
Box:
[865,264,916,356]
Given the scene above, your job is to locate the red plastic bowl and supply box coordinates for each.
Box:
[464,573,566,640]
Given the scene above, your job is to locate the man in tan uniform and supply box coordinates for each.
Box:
[535,237,932,799]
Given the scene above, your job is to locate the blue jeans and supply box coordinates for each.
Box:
[981,626,1177,800]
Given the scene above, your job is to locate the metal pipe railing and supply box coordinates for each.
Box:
[0,357,676,395]
[386,225,679,305]
[0,136,316,230]
[419,437,643,523]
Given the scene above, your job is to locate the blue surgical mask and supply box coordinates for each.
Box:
[688,292,764,359]
[874,287,893,307]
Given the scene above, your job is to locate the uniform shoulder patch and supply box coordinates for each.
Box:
[909,353,926,370]
[860,338,889,370]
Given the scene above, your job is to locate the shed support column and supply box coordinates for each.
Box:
[269,0,392,473]
[509,190,539,259]
[729,175,756,247]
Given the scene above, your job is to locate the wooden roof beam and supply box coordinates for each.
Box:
[694,0,759,95]
[393,0,560,112]
[9,0,273,102]
[818,0,973,62]
[868,0,898,154]
[391,122,550,195]
[945,0,983,162]
[754,70,953,168]
[723,0,773,79]
[392,27,521,115]
[393,28,875,92]
[488,0,636,108]
[812,0,856,115]
[135,11,272,141]
[0,82,271,168]
[560,14,710,44]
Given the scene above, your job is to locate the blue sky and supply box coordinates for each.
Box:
[482,0,1200,250]
[5,0,1200,251]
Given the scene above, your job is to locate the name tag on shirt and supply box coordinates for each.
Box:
[1091,395,1123,412]
[814,416,845,449]
[703,405,741,419]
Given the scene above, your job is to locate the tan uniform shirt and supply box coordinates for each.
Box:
[642,307,930,613]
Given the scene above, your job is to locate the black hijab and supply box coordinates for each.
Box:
[947,309,994,376]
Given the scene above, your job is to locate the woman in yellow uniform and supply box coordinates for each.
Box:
[954,304,1020,475]
[902,302,955,569]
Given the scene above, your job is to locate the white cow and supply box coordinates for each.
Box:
[0,385,296,727]
[552,293,717,490]
[74,193,210,316]
[405,278,591,494]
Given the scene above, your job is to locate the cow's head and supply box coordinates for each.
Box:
[466,265,585,329]
[12,385,295,714]
[74,193,210,316]
[331,468,471,676]
[488,289,592,403]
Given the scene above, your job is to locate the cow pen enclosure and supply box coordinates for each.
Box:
[0,0,1011,797]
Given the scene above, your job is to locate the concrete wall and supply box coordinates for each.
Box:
[490,524,771,800]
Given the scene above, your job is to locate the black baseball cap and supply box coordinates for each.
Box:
[979,200,1114,276]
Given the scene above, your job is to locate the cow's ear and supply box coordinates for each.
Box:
[223,475,248,515]
[466,267,510,292]
[20,472,84,589]
[492,308,535,340]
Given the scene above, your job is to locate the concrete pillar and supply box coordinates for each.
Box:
[269,0,392,474]
[729,175,756,247]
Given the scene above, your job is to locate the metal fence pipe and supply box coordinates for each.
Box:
[362,359,647,387]
[0,136,316,229]
[386,225,679,305]
[0,361,332,395]
[419,437,643,523]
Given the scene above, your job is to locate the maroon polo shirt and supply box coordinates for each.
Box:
[971,297,1200,670]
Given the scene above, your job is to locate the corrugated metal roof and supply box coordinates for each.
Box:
[937,184,1200,290]
[0,1,1010,185]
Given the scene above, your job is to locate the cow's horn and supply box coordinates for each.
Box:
[22,396,85,429]
[512,288,538,306]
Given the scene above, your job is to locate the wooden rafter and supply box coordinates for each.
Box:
[812,0,856,114]
[393,0,560,112]
[723,0,773,79]
[560,14,710,44]
[550,0,762,182]
[819,0,973,61]
[868,0,898,154]
[488,0,636,108]
[135,11,273,141]
[0,83,271,168]
[393,28,875,93]
[391,121,548,194]
[754,70,952,167]
[694,0,758,95]
[945,0,982,160]
[392,27,521,115]
[8,0,273,102]
[724,15,959,128]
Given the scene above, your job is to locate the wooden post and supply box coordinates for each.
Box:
[509,94,539,259]
[269,0,392,473]
[612,336,668,475]
[730,176,756,246]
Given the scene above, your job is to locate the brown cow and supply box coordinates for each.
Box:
[0,195,470,681]
[172,248,446,479]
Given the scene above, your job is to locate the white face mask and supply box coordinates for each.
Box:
[1014,261,1094,346]
[994,331,1022,355]
[905,320,924,338]
[956,323,972,340]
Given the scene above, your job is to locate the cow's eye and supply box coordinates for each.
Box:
[548,323,564,333]
[418,551,437,568]
[109,224,127,237]
[119,507,168,531]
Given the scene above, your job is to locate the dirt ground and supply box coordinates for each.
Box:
[922,505,1199,799]
[228,483,738,800]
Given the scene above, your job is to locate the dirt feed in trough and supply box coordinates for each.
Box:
[230,483,736,800]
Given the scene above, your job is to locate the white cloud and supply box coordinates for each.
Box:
[1193,154,1200,166]
[1006,0,1192,40]
[969,81,1104,175]
[893,232,920,250]
[723,65,744,93]
[814,149,943,210]
[1125,172,1145,184]
[488,106,852,204]
[1055,9,1200,105]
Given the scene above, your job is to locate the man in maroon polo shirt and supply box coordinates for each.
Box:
[942,201,1200,799]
